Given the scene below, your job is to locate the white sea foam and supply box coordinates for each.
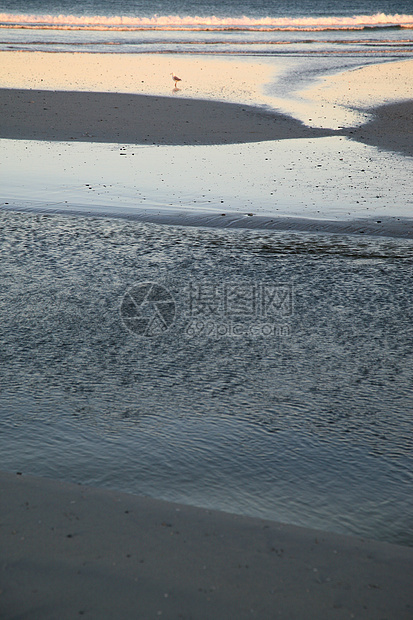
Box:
[1,12,412,31]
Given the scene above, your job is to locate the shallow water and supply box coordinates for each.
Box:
[0,210,412,545]
[2,138,412,222]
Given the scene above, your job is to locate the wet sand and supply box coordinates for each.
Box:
[347,100,413,158]
[1,470,412,619]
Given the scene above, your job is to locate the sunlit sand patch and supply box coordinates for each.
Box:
[303,59,413,110]
[270,58,413,130]
[0,50,279,109]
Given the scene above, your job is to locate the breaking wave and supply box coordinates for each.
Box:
[1,12,413,32]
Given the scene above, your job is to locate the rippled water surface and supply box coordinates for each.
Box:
[0,210,412,545]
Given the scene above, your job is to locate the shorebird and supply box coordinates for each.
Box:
[171,72,182,87]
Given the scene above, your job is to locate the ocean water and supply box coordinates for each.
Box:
[0,0,413,56]
[1,0,413,545]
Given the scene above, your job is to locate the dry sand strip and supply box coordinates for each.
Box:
[7,202,412,238]
[1,471,412,619]
[0,87,336,146]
